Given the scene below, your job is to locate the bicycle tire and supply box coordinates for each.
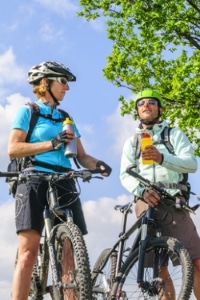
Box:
[91,248,117,300]
[52,223,92,300]
[111,236,193,300]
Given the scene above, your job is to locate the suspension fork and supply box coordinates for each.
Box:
[38,234,50,294]
[43,208,60,286]
[137,207,155,285]
[44,184,74,287]
[43,185,61,287]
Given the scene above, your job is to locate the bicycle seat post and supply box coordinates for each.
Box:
[116,206,131,273]
[121,205,130,235]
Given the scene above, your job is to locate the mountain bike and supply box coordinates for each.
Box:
[91,164,200,300]
[3,169,103,300]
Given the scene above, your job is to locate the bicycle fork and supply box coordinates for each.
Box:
[137,207,160,287]
[43,208,61,288]
[43,206,75,292]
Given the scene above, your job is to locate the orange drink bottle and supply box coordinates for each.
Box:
[141,132,153,164]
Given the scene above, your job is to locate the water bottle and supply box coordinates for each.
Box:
[63,118,77,158]
[141,132,153,165]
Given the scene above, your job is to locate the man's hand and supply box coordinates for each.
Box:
[142,145,163,164]
[143,189,161,207]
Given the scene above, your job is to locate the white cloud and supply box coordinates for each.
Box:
[0,93,31,171]
[34,0,79,17]
[0,200,17,298]
[83,193,134,265]
[39,22,64,42]
[75,123,96,153]
[0,48,26,86]
[106,103,139,155]
[89,19,105,32]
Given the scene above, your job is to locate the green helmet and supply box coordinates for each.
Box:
[135,89,163,108]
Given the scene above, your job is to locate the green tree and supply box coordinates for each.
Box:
[78,0,200,155]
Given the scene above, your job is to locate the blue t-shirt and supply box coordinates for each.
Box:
[12,100,81,172]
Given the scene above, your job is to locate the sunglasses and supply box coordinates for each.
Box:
[49,77,68,86]
[137,99,158,107]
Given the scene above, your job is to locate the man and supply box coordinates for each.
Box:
[120,88,200,299]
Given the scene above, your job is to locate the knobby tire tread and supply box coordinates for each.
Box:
[53,223,92,300]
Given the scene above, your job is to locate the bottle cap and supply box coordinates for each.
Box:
[63,117,74,125]
[142,132,151,138]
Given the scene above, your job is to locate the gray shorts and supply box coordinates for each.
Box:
[15,177,88,235]
[136,199,200,260]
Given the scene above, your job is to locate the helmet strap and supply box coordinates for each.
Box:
[47,83,59,106]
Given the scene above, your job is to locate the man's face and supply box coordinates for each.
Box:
[136,98,162,121]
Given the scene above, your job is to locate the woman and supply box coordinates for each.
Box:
[8,61,112,300]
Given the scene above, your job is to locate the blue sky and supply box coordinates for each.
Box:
[0,1,199,299]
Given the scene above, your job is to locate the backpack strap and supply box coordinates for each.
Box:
[25,102,40,142]
[132,133,141,171]
[160,127,175,155]
[26,103,72,129]
[133,134,142,160]
[58,108,70,120]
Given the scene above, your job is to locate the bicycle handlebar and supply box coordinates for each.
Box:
[0,171,19,177]
[0,169,104,182]
[126,164,200,214]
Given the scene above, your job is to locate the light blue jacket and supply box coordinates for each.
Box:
[120,120,197,197]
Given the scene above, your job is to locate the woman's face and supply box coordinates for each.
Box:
[48,77,70,101]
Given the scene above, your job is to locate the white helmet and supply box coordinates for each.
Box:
[28,61,76,84]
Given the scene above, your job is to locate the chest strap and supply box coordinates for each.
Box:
[32,160,71,173]
[155,182,188,191]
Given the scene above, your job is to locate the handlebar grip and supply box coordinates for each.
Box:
[0,171,19,177]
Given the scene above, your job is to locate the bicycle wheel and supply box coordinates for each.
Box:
[52,223,92,300]
[111,236,193,300]
[92,248,117,300]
